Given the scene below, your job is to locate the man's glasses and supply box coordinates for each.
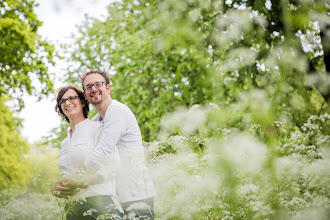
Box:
[59,96,79,106]
[83,82,106,92]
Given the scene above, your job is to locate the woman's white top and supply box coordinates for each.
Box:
[58,119,122,211]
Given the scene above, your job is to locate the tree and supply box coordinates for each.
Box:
[0,0,55,189]
[0,0,55,108]
[63,0,214,141]
[60,0,328,142]
[0,98,31,189]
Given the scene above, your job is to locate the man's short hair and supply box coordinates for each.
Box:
[80,70,110,89]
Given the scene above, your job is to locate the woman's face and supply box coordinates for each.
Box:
[60,89,84,120]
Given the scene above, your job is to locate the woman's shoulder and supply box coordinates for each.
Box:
[82,118,103,129]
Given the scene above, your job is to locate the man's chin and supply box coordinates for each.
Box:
[89,99,102,105]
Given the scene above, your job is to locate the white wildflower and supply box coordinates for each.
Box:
[83,208,97,216]
[274,121,284,127]
[249,122,261,132]
[214,134,268,174]
[221,128,231,136]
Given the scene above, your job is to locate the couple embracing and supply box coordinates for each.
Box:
[51,70,155,219]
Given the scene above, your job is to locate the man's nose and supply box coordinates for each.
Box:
[91,85,98,91]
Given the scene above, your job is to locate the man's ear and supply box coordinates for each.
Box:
[106,84,111,92]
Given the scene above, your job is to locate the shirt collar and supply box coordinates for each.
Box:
[66,118,90,133]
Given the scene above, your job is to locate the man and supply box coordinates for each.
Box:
[80,70,156,219]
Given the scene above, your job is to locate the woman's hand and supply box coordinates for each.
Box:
[51,179,76,198]
[60,177,89,190]
[51,168,104,198]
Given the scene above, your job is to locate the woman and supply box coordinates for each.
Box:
[51,86,122,219]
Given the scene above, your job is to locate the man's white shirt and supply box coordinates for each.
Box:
[84,100,156,203]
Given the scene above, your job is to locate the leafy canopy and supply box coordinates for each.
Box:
[0,98,31,189]
[61,0,329,142]
[0,0,55,189]
[0,0,55,108]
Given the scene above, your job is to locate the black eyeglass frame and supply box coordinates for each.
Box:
[83,81,106,92]
[59,96,79,106]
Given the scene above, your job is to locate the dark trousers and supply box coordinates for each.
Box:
[65,196,123,220]
[122,197,154,219]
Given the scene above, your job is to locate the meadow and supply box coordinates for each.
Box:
[1,0,329,219]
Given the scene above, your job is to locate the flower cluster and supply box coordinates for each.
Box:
[0,190,62,220]
[280,113,329,159]
[1,106,329,220]
[149,103,330,219]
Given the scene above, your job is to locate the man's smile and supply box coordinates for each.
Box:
[90,92,101,98]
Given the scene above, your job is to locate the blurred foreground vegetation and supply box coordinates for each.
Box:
[1,0,330,219]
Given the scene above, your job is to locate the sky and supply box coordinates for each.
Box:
[17,0,113,143]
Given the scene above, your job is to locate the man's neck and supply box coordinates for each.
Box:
[95,97,112,119]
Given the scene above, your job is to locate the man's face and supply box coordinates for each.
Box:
[83,73,110,105]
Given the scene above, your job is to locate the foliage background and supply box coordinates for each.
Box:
[0,0,55,190]
[1,0,330,219]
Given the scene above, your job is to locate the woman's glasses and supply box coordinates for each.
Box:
[59,96,79,106]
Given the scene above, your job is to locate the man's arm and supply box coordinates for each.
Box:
[83,105,126,173]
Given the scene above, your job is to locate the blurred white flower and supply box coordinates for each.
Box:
[215,134,268,174]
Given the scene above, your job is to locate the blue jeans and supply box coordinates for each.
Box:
[65,196,123,220]
[122,197,154,219]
